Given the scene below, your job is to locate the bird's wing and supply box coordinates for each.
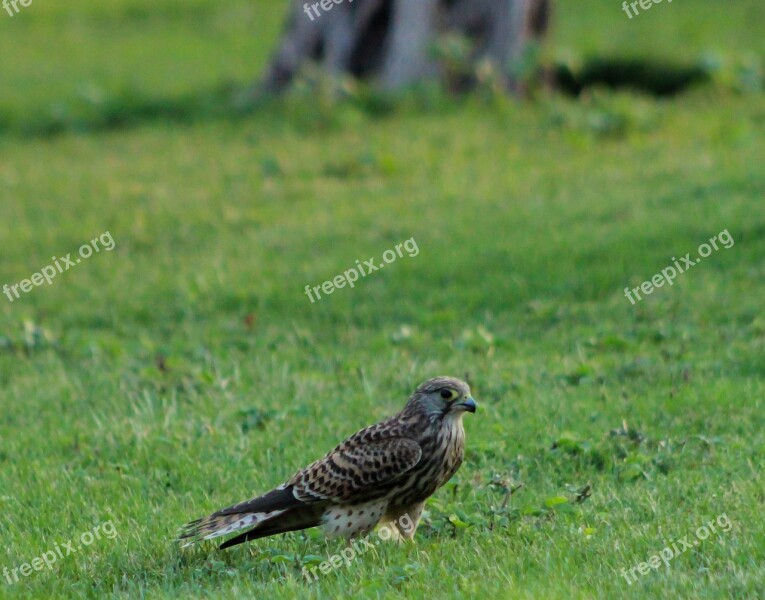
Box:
[290,435,423,503]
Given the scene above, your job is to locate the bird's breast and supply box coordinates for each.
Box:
[437,418,466,484]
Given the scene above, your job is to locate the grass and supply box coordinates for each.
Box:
[1,0,764,598]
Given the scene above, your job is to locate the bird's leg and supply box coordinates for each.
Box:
[381,502,424,542]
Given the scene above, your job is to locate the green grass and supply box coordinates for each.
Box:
[1,1,764,598]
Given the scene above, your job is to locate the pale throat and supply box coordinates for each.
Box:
[442,413,466,446]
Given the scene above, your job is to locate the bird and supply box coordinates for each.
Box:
[178,375,476,549]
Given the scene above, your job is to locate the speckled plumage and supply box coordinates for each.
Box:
[178,376,476,548]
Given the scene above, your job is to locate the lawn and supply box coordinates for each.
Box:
[0,1,764,598]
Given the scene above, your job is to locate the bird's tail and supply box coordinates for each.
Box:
[218,506,325,549]
[178,509,288,546]
[177,486,304,547]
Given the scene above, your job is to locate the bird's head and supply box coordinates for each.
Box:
[406,376,476,421]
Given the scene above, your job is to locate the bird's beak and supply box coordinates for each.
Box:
[454,397,476,413]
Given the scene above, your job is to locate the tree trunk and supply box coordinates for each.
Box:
[258,0,551,94]
[379,0,440,90]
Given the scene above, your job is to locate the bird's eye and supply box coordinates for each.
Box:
[440,389,454,400]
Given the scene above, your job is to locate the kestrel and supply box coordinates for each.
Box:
[179,376,476,548]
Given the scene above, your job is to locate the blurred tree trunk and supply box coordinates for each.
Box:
[257,0,551,94]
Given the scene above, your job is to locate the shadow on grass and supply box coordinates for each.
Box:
[0,58,728,139]
[556,58,710,97]
[0,83,252,139]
